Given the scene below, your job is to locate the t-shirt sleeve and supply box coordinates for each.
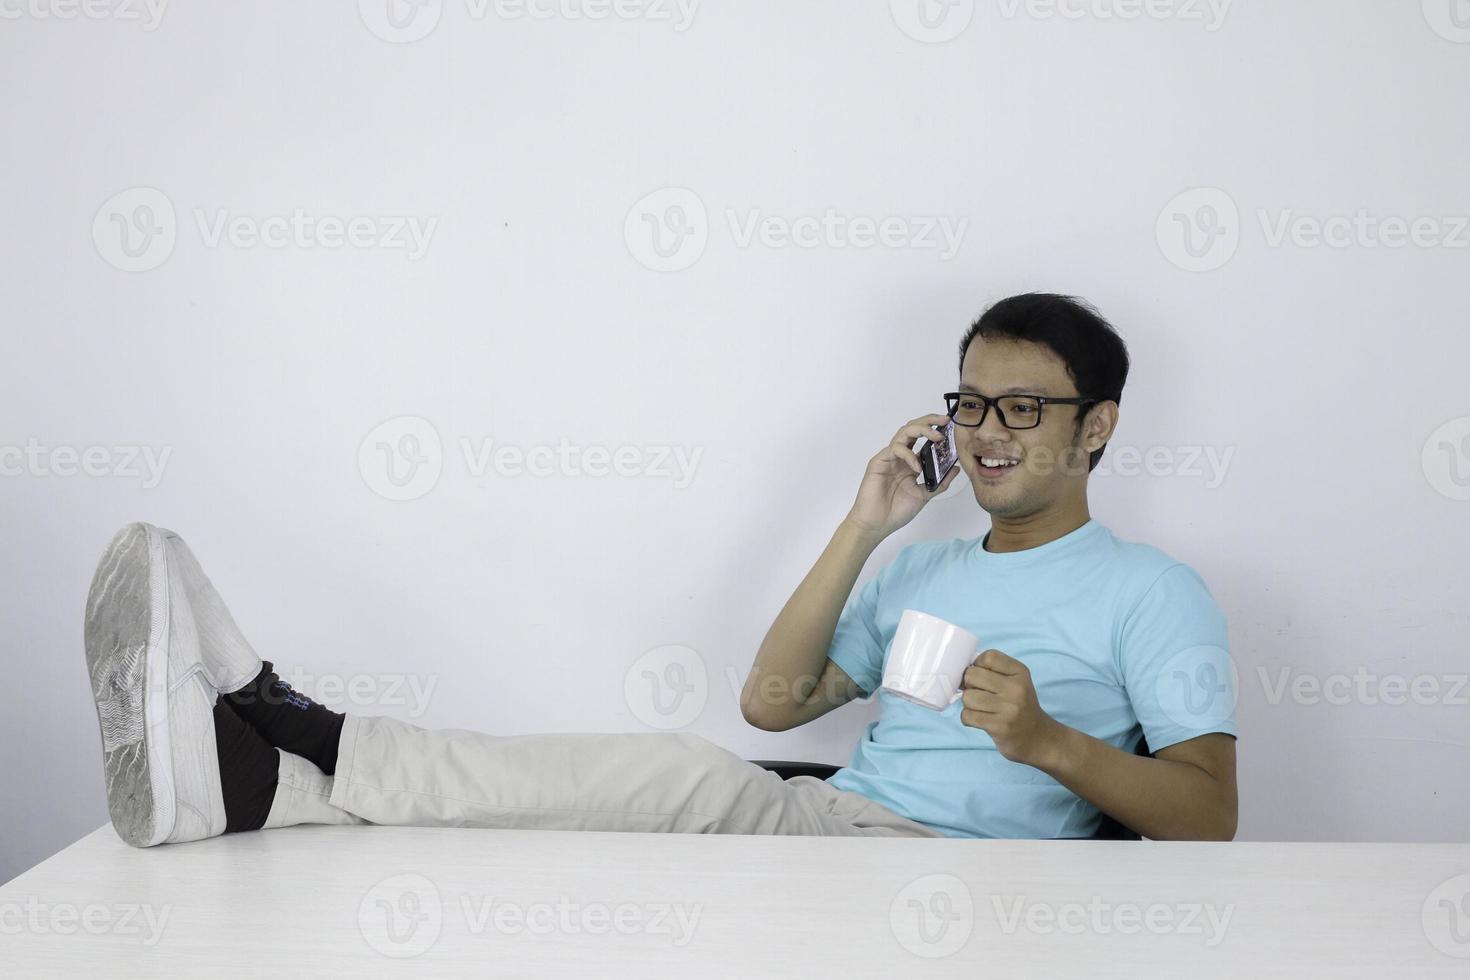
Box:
[1117,562,1239,753]
[825,561,893,698]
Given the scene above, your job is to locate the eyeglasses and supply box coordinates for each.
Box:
[942,391,1099,430]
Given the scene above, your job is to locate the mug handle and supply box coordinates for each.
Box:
[948,687,964,706]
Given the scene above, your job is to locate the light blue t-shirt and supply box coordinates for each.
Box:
[825,518,1237,839]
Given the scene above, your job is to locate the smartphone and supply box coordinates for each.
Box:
[915,418,957,492]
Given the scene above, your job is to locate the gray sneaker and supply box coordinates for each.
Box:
[84,523,252,847]
[158,527,264,697]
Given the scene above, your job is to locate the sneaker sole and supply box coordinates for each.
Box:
[84,523,175,848]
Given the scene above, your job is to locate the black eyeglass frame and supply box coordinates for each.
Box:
[942,391,1100,430]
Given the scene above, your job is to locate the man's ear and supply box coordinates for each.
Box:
[1085,400,1120,452]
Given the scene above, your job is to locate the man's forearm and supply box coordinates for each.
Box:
[742,519,879,727]
[1032,724,1236,841]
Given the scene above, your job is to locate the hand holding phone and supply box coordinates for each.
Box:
[915,417,957,493]
[846,412,959,542]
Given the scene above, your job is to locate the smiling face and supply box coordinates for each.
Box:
[954,334,1116,521]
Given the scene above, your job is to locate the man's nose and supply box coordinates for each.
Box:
[975,403,1014,442]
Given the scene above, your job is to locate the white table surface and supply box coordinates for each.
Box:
[2,824,1468,978]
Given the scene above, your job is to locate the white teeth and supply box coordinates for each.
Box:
[980,457,1017,467]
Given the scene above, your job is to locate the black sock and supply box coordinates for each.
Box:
[221,661,346,776]
[213,697,279,834]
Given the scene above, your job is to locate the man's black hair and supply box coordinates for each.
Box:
[957,293,1130,473]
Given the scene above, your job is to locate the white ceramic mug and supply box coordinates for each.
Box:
[879,608,978,710]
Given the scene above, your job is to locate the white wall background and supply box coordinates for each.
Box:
[3,0,1468,883]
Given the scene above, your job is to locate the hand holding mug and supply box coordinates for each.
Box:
[958,648,1065,769]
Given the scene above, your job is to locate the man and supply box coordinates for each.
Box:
[743,292,1238,841]
[83,292,1236,848]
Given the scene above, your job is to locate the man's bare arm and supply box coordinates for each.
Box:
[742,412,962,733]
[1034,731,1238,840]
[740,520,878,732]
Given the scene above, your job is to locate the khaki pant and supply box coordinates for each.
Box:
[262,714,944,839]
